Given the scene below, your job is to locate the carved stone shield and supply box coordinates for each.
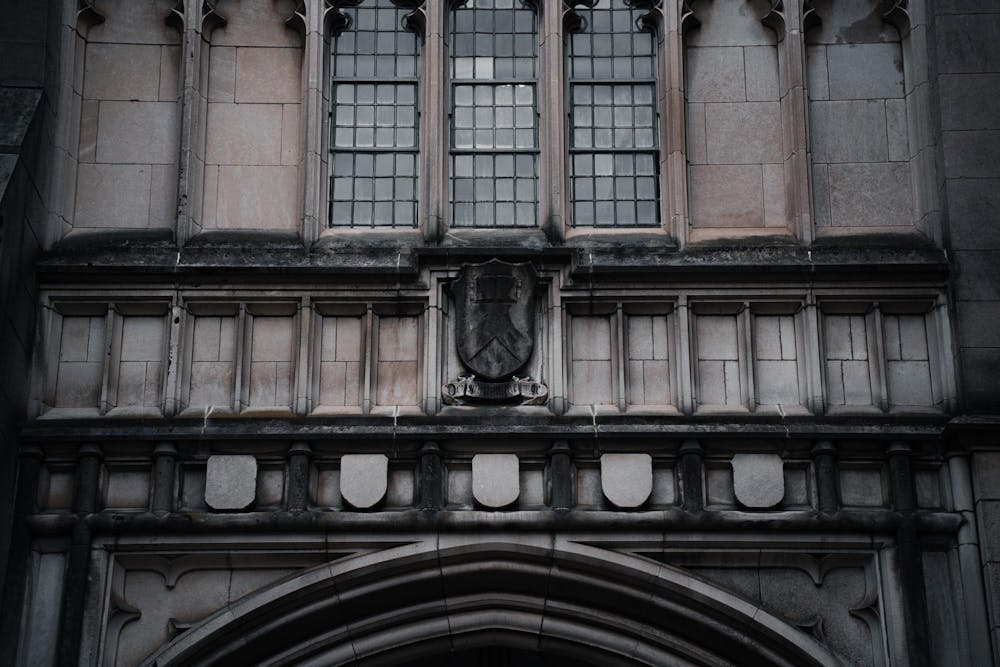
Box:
[452,259,538,380]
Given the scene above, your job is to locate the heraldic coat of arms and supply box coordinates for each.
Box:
[443,259,548,405]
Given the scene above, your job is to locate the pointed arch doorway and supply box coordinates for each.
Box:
[142,539,842,667]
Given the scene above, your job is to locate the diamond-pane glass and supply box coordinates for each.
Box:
[450,0,539,227]
[568,0,660,227]
[329,0,420,228]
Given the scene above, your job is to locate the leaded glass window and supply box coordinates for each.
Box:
[568,0,660,227]
[450,0,539,228]
[329,0,421,228]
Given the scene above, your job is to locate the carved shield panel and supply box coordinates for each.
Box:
[452,259,538,380]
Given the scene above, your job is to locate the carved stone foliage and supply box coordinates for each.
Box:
[648,550,886,667]
[103,549,347,667]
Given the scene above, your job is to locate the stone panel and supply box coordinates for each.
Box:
[626,314,671,406]
[806,2,916,231]
[75,163,152,229]
[95,101,180,165]
[318,315,364,409]
[600,453,652,508]
[211,0,301,48]
[214,165,298,231]
[686,47,745,103]
[827,162,913,227]
[54,315,106,409]
[205,104,283,166]
[809,100,889,163]
[753,314,800,408]
[375,315,420,407]
[104,468,151,509]
[205,455,257,510]
[570,315,615,406]
[472,454,520,508]
[83,43,161,102]
[235,47,301,104]
[839,467,886,507]
[188,315,237,410]
[943,130,1000,179]
[208,46,237,103]
[939,73,1000,131]
[340,454,388,508]
[685,0,783,231]
[744,46,779,102]
[696,314,741,407]
[248,316,295,409]
[72,3,181,232]
[705,102,782,165]
[114,315,165,410]
[86,0,179,45]
[826,43,904,100]
[883,314,934,409]
[731,453,784,508]
[824,314,874,407]
[689,164,764,228]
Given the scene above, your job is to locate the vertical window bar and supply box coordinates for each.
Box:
[449,0,539,228]
[329,0,422,228]
[568,0,660,227]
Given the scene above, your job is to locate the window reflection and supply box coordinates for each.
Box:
[329,0,421,228]
[568,0,660,227]
[450,0,538,228]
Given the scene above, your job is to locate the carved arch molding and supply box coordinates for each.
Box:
[139,541,845,667]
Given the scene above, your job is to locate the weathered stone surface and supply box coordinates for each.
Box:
[689,164,764,227]
[235,47,301,104]
[705,102,782,165]
[686,47,745,103]
[213,164,298,230]
[205,104,283,166]
[826,43,904,100]
[600,453,652,508]
[472,454,519,508]
[828,162,912,227]
[731,454,784,508]
[205,455,257,510]
[809,100,888,163]
[452,260,538,380]
[340,454,388,509]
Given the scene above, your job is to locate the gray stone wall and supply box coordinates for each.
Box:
[2,0,1000,665]
[0,2,64,654]
[931,1,1000,657]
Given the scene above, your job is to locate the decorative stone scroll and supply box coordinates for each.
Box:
[443,259,548,406]
[443,375,547,405]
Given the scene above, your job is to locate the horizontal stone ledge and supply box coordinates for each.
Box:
[36,237,948,284]
[24,508,963,535]
[19,417,951,443]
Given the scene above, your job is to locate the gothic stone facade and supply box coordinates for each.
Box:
[1,0,999,665]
